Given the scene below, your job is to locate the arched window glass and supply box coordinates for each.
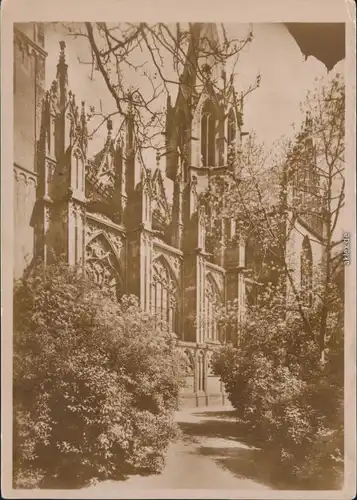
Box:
[201,100,216,167]
[300,236,313,307]
[152,258,180,333]
[245,231,260,277]
[227,108,236,151]
[204,275,221,341]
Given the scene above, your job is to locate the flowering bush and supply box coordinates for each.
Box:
[13,262,183,488]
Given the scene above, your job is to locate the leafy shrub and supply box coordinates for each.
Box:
[211,301,344,488]
[13,262,184,488]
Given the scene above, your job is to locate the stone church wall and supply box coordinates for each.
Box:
[13,24,45,280]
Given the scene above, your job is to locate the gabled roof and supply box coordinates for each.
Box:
[86,120,117,200]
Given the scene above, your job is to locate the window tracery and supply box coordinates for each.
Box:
[85,233,122,300]
[204,275,221,341]
[151,258,180,333]
[201,100,217,167]
[183,349,195,376]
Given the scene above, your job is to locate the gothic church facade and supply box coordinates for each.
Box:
[13,23,323,407]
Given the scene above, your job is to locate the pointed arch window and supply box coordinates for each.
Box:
[303,136,316,196]
[204,275,222,342]
[245,231,263,306]
[227,108,236,154]
[245,231,260,277]
[301,236,313,307]
[85,233,122,301]
[152,258,180,334]
[201,100,217,167]
[176,110,186,158]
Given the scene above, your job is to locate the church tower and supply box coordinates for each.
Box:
[166,23,247,346]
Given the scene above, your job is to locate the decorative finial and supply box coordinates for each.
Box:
[167,94,172,109]
[156,149,161,167]
[106,119,113,143]
[56,41,68,90]
[127,90,134,116]
[51,79,58,93]
[81,101,87,134]
[305,110,312,129]
[59,41,66,62]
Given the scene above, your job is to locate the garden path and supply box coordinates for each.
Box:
[83,405,275,494]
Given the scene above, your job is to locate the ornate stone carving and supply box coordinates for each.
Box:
[152,258,179,308]
[152,246,181,279]
[206,270,224,296]
[85,220,98,242]
[140,167,151,195]
[85,219,124,258]
[69,202,83,219]
[206,351,215,375]
[106,232,124,255]
[198,204,206,225]
[85,233,122,300]
[151,169,171,226]
[141,230,152,245]
[44,205,52,224]
[66,97,88,157]
[205,279,215,301]
[14,28,46,60]
[181,348,195,375]
[13,166,38,188]
[73,147,83,160]
[167,254,181,278]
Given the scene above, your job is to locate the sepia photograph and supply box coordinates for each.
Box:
[1,1,356,498]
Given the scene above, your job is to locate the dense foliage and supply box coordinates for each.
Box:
[212,278,344,488]
[13,262,184,488]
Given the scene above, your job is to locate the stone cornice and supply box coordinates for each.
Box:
[205,260,226,274]
[226,265,247,273]
[152,237,183,258]
[86,212,127,236]
[14,163,39,185]
[14,28,48,59]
